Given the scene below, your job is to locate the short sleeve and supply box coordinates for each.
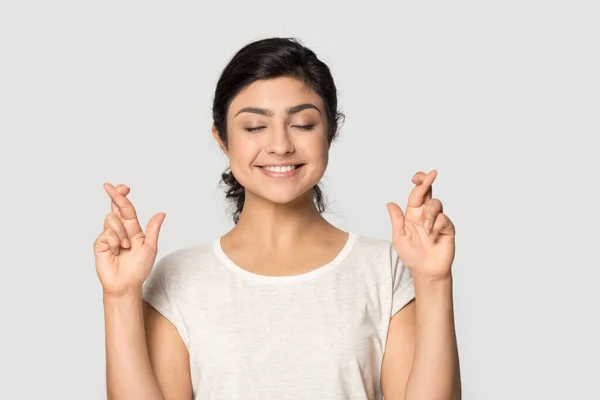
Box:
[142,255,190,349]
[390,244,415,317]
[142,256,171,320]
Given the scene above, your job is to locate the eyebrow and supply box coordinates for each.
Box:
[233,103,321,118]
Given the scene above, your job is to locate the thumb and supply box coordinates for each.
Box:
[386,202,405,237]
[145,212,166,250]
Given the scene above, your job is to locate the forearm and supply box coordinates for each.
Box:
[104,289,164,400]
[405,276,461,400]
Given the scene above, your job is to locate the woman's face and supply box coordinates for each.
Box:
[213,76,330,207]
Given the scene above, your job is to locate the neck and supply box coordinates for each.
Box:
[228,189,332,248]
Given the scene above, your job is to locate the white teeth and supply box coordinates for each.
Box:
[263,165,298,173]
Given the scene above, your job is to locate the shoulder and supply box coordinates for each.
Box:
[351,233,397,265]
[156,240,214,265]
[350,232,410,281]
[353,233,392,249]
[149,240,218,282]
[346,233,401,281]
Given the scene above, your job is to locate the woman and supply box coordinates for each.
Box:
[94,37,461,399]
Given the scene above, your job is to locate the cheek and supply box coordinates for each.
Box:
[305,136,329,164]
[227,134,257,162]
[226,136,263,186]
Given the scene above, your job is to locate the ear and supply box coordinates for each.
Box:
[212,125,229,156]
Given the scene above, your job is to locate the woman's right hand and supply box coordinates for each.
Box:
[93,183,166,297]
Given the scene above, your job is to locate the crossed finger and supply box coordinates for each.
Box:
[407,170,437,208]
[423,198,443,233]
[110,184,130,216]
[104,212,130,249]
[429,212,455,241]
[103,183,143,239]
[412,171,432,203]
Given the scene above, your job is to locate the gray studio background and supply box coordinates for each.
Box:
[1,1,598,399]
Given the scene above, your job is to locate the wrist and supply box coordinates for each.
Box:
[102,287,144,321]
[412,274,454,303]
[103,286,143,303]
[411,272,453,285]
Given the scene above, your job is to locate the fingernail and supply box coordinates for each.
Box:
[122,238,130,248]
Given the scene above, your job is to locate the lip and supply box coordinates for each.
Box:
[257,164,304,179]
[257,162,304,167]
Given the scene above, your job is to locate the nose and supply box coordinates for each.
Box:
[264,125,295,155]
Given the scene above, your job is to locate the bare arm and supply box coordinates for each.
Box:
[143,300,192,399]
[95,183,191,399]
[103,288,192,400]
[104,288,164,400]
[381,276,461,400]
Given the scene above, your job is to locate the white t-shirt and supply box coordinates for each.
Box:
[142,232,415,399]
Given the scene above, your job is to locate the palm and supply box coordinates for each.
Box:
[93,184,165,296]
[95,228,157,295]
[387,170,456,280]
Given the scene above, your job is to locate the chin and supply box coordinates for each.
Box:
[248,185,316,206]
[260,190,306,205]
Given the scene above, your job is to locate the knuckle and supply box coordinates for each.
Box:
[103,227,115,237]
[426,200,439,211]
[431,198,443,210]
[107,216,124,230]
[122,201,135,212]
[107,234,120,246]
[107,227,121,238]
[437,213,448,224]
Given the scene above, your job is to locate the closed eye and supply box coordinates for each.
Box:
[244,125,315,132]
[244,126,265,132]
[294,125,315,131]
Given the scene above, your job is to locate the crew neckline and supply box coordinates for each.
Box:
[212,232,358,283]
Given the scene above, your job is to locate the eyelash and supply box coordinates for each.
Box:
[244,125,315,132]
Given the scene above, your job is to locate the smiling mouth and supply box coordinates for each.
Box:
[258,164,305,173]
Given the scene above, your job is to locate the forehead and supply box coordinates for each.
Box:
[228,76,323,117]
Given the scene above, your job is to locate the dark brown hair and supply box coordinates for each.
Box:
[212,37,345,223]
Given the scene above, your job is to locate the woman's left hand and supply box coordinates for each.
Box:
[386,170,456,281]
